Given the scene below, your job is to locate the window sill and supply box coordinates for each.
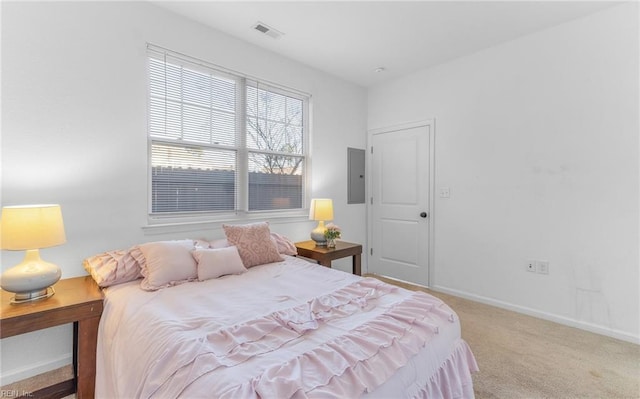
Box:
[142,211,309,236]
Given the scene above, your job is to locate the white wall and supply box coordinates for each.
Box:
[0,1,367,383]
[369,3,639,343]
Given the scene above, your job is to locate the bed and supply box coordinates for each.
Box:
[86,224,478,398]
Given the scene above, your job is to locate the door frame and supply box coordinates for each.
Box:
[366,119,436,287]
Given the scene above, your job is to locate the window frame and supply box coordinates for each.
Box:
[146,45,311,226]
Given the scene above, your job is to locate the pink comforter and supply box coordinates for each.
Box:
[96,256,477,398]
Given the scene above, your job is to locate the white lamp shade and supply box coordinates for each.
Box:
[309,199,334,221]
[1,204,66,250]
[1,205,66,302]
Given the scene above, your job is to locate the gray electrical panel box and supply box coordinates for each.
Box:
[347,147,366,204]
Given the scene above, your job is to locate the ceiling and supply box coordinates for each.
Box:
[153,1,619,88]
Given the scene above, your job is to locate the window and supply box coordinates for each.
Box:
[147,46,308,217]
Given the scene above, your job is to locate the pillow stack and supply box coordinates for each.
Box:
[83,222,295,291]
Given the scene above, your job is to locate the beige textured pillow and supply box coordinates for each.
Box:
[83,249,143,287]
[270,232,298,256]
[138,240,197,291]
[222,222,284,268]
[192,246,247,281]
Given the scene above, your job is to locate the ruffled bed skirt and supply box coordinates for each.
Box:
[414,339,478,399]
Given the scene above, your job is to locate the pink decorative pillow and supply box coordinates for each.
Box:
[138,240,197,291]
[83,249,143,287]
[222,222,284,268]
[192,246,246,281]
[270,232,298,256]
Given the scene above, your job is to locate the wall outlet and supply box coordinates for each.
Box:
[525,260,537,272]
[439,187,450,198]
[537,260,549,274]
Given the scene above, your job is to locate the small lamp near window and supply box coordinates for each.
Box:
[0,204,66,303]
[309,198,333,246]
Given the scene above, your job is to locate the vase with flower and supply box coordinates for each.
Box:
[324,223,341,248]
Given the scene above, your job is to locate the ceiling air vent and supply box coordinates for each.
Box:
[253,21,283,40]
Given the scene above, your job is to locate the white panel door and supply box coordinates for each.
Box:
[370,123,430,286]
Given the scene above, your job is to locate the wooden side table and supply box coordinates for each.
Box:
[1,276,104,399]
[295,240,363,275]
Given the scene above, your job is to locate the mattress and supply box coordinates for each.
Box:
[96,255,477,398]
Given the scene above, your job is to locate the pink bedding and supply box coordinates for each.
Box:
[96,256,477,398]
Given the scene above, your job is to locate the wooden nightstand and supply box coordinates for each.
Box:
[295,240,363,275]
[1,276,103,399]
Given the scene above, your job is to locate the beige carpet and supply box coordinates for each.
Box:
[0,365,73,395]
[6,276,640,399]
[370,274,640,399]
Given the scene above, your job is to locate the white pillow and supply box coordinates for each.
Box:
[209,238,230,249]
[192,246,247,281]
[138,240,197,291]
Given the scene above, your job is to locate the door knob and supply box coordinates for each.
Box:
[420,212,428,218]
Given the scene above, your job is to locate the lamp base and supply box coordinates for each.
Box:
[0,249,61,303]
[312,240,327,247]
[11,287,56,304]
[310,221,328,246]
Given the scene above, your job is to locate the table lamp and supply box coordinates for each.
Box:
[309,198,333,246]
[1,204,66,303]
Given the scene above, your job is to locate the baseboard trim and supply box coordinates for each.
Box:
[431,285,640,345]
[364,273,429,289]
[0,355,72,386]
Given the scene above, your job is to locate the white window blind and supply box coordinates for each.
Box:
[148,46,308,216]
